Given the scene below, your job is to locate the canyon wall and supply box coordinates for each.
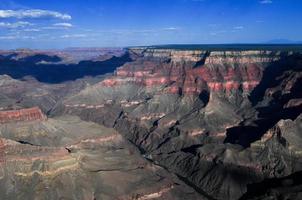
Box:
[114,49,286,97]
[54,47,302,200]
[0,107,46,124]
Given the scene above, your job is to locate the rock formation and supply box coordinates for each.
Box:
[51,47,302,200]
[0,107,46,123]
[0,115,202,200]
[0,46,301,200]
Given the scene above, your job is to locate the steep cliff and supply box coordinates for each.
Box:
[0,107,46,124]
[52,47,302,200]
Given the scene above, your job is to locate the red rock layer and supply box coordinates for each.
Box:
[0,139,4,163]
[180,63,263,95]
[0,107,46,124]
[100,49,284,96]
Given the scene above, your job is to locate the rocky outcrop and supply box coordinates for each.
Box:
[239,115,302,200]
[0,107,46,124]
[0,115,203,200]
[130,48,208,63]
[111,49,286,99]
[54,47,302,200]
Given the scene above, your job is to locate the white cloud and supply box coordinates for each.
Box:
[0,35,36,40]
[162,27,179,31]
[210,30,227,36]
[42,26,62,30]
[23,28,41,32]
[233,26,244,30]
[40,23,73,30]
[0,21,33,28]
[53,23,73,28]
[60,34,87,39]
[0,35,17,40]
[98,27,181,35]
[259,0,273,4]
[0,9,71,20]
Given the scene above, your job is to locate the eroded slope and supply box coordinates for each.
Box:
[52,48,302,199]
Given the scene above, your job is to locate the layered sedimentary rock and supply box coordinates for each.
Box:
[52,47,302,200]
[241,114,302,200]
[0,73,106,114]
[0,107,46,124]
[0,46,300,200]
[0,115,202,200]
[112,49,285,100]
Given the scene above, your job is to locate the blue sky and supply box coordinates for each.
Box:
[0,0,301,49]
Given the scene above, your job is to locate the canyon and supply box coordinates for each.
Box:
[0,107,46,123]
[0,45,301,199]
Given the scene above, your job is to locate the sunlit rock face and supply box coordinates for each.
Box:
[0,46,301,200]
[0,49,208,200]
[0,115,202,200]
[52,47,302,200]
[112,49,284,99]
[0,107,46,124]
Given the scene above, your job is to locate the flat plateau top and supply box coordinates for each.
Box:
[133,44,302,52]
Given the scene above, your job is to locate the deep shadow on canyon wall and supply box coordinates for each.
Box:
[0,53,132,83]
[240,170,302,200]
[224,53,302,148]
